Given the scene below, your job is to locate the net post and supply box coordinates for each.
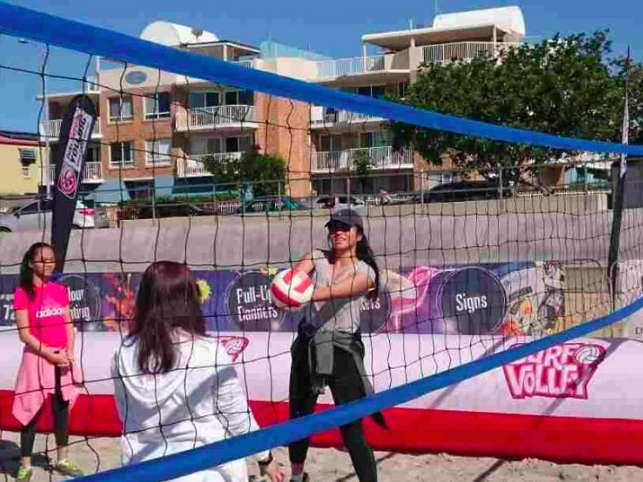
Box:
[498,166,504,200]
[608,46,631,311]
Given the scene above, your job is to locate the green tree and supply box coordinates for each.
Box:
[352,149,373,192]
[392,31,642,180]
[203,146,287,196]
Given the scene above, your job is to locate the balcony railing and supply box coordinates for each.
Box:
[39,117,102,140]
[316,55,386,80]
[313,146,413,172]
[175,105,256,131]
[176,152,244,178]
[48,161,103,184]
[423,42,520,64]
[234,59,257,69]
[311,107,383,127]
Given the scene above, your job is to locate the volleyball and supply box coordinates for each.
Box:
[270,269,314,311]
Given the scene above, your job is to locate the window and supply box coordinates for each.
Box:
[190,137,223,156]
[359,131,390,148]
[145,139,171,166]
[397,81,409,98]
[318,135,342,152]
[356,85,386,98]
[86,143,100,163]
[190,136,252,157]
[108,96,133,122]
[20,200,52,214]
[19,149,36,163]
[19,148,36,178]
[224,90,253,106]
[126,180,154,200]
[110,141,134,167]
[144,92,171,120]
[189,91,220,109]
[225,136,253,153]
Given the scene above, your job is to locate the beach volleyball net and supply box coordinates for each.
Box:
[1,2,643,480]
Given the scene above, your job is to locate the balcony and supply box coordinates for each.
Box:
[235,59,257,69]
[423,42,520,64]
[313,146,413,173]
[176,152,243,178]
[175,105,256,132]
[316,55,386,80]
[311,106,383,128]
[48,161,103,184]
[39,117,102,140]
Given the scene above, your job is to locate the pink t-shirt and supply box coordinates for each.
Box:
[14,282,70,348]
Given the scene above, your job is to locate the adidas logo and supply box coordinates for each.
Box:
[35,307,65,318]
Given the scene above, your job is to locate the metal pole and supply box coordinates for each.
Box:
[277,180,282,214]
[498,166,503,200]
[44,70,51,199]
[607,46,631,311]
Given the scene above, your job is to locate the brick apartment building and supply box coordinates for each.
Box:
[40,6,527,203]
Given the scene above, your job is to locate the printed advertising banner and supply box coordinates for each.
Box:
[0,260,642,464]
[0,261,567,337]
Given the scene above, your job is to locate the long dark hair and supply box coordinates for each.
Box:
[130,261,206,374]
[355,227,380,301]
[20,242,54,301]
[328,226,380,301]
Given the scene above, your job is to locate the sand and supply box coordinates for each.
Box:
[2,433,643,482]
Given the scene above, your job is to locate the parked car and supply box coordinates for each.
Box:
[310,195,366,211]
[136,201,205,219]
[414,180,511,204]
[0,198,108,233]
[238,196,306,214]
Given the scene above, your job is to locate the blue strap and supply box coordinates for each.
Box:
[0,1,641,155]
[75,295,643,482]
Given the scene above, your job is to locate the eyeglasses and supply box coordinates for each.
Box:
[328,224,351,234]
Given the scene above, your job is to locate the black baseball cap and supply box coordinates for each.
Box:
[326,209,364,229]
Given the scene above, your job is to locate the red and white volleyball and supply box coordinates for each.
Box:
[270,269,314,311]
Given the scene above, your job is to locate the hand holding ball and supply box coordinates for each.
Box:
[270,269,314,311]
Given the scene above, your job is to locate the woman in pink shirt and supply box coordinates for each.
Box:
[12,242,83,482]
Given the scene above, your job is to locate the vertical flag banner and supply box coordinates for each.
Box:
[51,94,97,273]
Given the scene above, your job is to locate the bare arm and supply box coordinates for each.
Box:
[311,271,373,302]
[63,306,75,363]
[292,252,315,275]
[15,309,68,366]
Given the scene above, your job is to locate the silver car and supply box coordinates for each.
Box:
[0,198,108,233]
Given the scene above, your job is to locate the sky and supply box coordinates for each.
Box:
[0,0,641,132]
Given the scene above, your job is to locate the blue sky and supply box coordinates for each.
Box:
[0,0,641,132]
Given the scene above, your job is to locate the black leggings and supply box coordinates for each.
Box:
[20,366,69,458]
[288,337,377,482]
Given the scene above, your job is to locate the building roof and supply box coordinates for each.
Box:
[362,6,525,50]
[140,21,219,46]
[185,40,259,55]
[0,131,40,146]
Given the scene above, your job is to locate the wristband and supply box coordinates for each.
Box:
[257,452,273,475]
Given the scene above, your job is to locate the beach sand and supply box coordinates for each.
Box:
[1,433,643,482]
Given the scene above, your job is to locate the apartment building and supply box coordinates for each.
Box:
[0,130,44,196]
[39,6,526,202]
[310,6,525,194]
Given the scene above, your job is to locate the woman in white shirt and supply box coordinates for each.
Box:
[112,261,284,482]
